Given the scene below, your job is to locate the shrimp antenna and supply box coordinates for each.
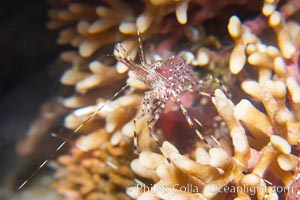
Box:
[136,29,146,65]
[13,83,130,196]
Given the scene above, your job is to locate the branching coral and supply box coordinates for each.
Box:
[125,0,300,199]
[51,128,134,200]
[16,97,68,156]
[15,0,300,200]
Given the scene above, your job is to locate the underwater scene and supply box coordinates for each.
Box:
[1,0,300,199]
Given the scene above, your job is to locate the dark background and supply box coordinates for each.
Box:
[0,1,65,198]
[0,0,64,144]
